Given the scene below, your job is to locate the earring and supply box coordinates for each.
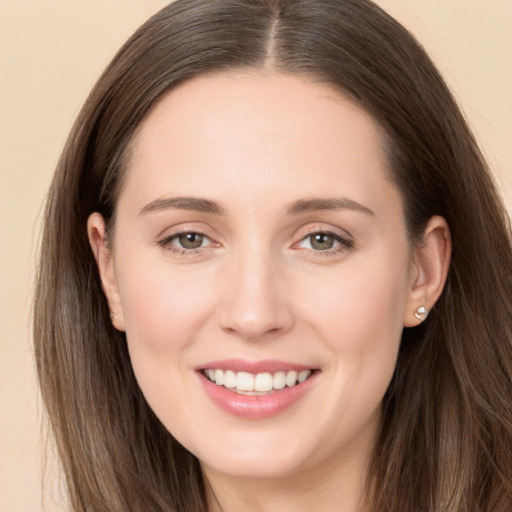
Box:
[414,306,428,321]
[111,313,118,321]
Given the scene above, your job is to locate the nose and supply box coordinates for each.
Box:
[216,248,294,341]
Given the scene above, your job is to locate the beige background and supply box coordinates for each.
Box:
[1,1,511,511]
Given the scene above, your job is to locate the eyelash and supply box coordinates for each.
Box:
[157,228,354,256]
[157,231,214,256]
[294,228,354,255]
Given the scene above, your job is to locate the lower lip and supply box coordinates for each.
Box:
[197,371,319,419]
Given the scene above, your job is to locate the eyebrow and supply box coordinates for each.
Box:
[286,197,375,216]
[138,195,374,217]
[139,196,225,216]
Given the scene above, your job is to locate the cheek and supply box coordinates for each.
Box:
[115,254,217,361]
[302,254,408,342]
[297,251,409,394]
[113,256,220,429]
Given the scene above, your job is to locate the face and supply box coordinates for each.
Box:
[91,72,425,483]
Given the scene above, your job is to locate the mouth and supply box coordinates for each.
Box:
[202,368,314,395]
[196,361,320,419]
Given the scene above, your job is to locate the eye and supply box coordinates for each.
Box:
[296,230,353,253]
[175,232,207,249]
[158,231,212,252]
[303,232,338,251]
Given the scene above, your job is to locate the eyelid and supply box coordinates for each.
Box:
[156,226,220,255]
[294,223,353,242]
[292,224,355,253]
[155,223,354,255]
[159,231,211,246]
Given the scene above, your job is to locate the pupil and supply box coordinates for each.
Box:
[311,233,334,250]
[179,233,203,249]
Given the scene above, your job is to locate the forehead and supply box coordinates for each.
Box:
[122,71,396,215]
[133,71,385,156]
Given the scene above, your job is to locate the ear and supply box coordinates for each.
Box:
[87,213,125,331]
[404,215,452,327]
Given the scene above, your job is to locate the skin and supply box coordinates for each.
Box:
[88,71,451,512]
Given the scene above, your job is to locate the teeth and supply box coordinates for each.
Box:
[236,372,254,391]
[224,370,236,388]
[206,368,312,393]
[273,371,286,390]
[298,370,310,383]
[214,369,224,386]
[254,372,273,391]
[285,370,298,387]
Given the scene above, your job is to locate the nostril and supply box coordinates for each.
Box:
[215,270,294,339]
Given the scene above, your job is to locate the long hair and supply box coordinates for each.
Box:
[34,1,512,510]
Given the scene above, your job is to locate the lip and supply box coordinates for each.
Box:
[195,359,320,419]
[196,358,313,374]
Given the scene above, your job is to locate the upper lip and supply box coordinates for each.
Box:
[196,358,316,374]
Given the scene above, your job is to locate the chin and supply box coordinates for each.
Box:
[189,427,322,480]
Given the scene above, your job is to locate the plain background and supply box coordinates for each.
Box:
[1,1,511,510]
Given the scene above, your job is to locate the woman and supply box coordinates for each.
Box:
[33,0,512,511]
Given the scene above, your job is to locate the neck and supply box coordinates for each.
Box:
[202,441,373,512]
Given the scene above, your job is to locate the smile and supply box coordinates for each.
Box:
[197,361,320,419]
[203,369,313,395]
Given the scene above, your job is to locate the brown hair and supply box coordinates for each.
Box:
[34,0,512,510]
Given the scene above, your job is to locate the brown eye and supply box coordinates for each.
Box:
[309,233,336,250]
[178,232,205,249]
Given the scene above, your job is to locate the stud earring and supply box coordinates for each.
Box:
[414,306,428,321]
